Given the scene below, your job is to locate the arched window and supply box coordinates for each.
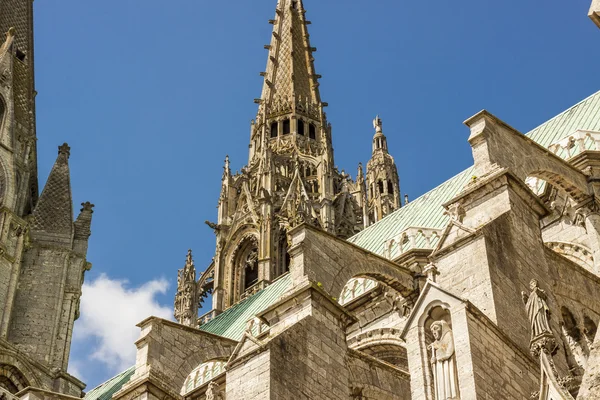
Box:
[388,180,394,195]
[232,237,260,301]
[309,123,316,139]
[243,250,259,290]
[561,307,581,341]
[584,316,598,341]
[283,119,291,135]
[279,233,290,275]
[298,119,305,135]
[378,180,384,194]
[270,122,278,138]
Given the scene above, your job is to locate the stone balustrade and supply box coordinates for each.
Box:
[383,227,442,260]
[547,130,600,160]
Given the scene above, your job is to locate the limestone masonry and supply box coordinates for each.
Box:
[2,0,600,399]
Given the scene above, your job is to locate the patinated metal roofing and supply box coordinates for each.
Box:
[199,274,292,340]
[84,366,135,400]
[87,89,600,398]
[349,89,600,257]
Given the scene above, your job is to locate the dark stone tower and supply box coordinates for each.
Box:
[0,2,94,398]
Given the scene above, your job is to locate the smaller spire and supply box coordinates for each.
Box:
[174,249,199,327]
[74,202,95,240]
[31,143,74,240]
[372,115,389,154]
[357,162,364,183]
[186,249,194,268]
[222,155,231,179]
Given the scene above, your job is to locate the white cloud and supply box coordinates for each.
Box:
[71,274,173,373]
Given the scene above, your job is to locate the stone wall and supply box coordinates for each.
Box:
[7,246,77,370]
[288,224,416,300]
[347,350,410,399]
[118,318,236,400]
[465,307,539,399]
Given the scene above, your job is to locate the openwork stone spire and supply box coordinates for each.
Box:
[174,249,199,327]
[258,0,321,116]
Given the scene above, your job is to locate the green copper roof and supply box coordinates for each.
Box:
[200,273,292,341]
[84,366,135,400]
[349,89,600,257]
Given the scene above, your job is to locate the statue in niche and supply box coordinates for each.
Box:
[206,381,224,400]
[429,320,460,400]
[521,279,553,340]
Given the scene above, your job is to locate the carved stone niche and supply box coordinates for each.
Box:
[401,283,468,400]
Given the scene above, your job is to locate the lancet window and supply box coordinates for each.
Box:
[298,119,305,135]
[309,123,316,139]
[283,119,291,135]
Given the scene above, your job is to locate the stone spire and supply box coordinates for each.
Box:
[258,0,321,115]
[365,116,401,225]
[174,249,199,327]
[30,143,73,243]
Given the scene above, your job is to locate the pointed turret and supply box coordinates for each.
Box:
[174,249,199,327]
[366,116,401,225]
[73,202,95,254]
[30,143,73,244]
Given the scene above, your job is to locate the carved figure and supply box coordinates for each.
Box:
[206,381,224,400]
[522,279,553,340]
[429,320,460,400]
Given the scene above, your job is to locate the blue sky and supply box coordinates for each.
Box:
[32,0,599,389]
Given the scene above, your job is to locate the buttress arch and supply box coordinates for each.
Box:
[465,110,591,203]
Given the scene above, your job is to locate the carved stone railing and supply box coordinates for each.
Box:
[340,278,378,305]
[240,280,266,301]
[547,130,600,160]
[383,227,442,260]
[197,309,219,327]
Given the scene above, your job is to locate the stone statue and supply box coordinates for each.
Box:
[206,381,223,400]
[429,320,460,400]
[521,279,552,340]
[373,115,383,133]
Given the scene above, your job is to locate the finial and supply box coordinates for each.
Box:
[1,28,16,53]
[373,115,383,133]
[80,202,95,213]
[58,143,71,158]
[404,194,409,205]
[6,27,15,40]
[224,155,230,170]
[186,249,194,267]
